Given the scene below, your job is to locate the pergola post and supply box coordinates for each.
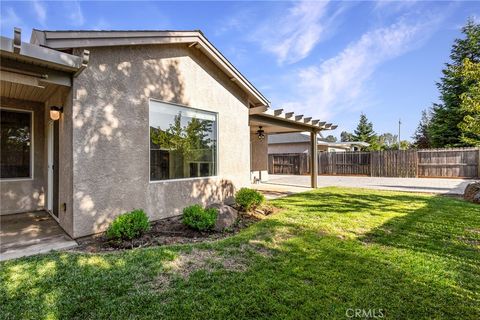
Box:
[310,130,318,188]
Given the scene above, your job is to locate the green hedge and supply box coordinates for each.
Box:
[182,204,218,231]
[235,188,265,211]
[106,209,150,240]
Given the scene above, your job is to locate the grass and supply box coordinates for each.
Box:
[1,187,479,319]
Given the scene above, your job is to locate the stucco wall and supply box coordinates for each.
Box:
[44,89,75,236]
[0,98,46,215]
[268,142,310,154]
[250,133,269,182]
[71,44,251,238]
[250,133,268,171]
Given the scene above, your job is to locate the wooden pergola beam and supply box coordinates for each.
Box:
[249,105,268,115]
[310,130,318,188]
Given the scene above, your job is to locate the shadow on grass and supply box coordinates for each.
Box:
[1,188,479,319]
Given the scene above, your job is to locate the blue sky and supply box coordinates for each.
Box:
[1,1,479,140]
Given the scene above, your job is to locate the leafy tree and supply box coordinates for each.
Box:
[378,133,398,150]
[429,19,480,147]
[412,109,432,149]
[353,113,376,149]
[392,140,411,150]
[340,131,354,142]
[150,113,214,170]
[400,140,411,150]
[458,58,480,146]
[323,135,337,142]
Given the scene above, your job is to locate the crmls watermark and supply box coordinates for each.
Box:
[345,308,386,318]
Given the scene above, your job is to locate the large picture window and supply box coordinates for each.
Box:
[0,109,32,179]
[150,100,217,181]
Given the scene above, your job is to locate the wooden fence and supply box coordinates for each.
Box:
[268,148,480,178]
[268,153,309,175]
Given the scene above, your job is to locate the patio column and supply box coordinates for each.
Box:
[310,130,318,188]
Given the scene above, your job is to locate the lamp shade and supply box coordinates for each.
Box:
[50,106,63,121]
[257,126,265,140]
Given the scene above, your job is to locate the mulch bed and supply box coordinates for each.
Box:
[73,207,279,253]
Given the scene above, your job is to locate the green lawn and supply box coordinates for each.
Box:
[1,187,479,319]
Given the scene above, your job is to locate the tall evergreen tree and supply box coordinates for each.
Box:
[353,113,376,143]
[412,109,432,149]
[458,58,480,146]
[429,19,480,147]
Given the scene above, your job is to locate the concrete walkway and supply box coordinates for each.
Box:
[0,211,77,261]
[265,174,474,195]
[252,183,312,199]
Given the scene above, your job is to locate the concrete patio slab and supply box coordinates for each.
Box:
[266,174,474,195]
[251,183,312,199]
[0,211,77,261]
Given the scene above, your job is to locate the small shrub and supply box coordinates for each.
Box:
[235,188,265,211]
[106,209,150,240]
[182,204,218,231]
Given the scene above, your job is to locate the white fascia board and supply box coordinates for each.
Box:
[1,36,83,71]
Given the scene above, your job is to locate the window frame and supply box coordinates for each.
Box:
[0,107,34,181]
[148,99,219,183]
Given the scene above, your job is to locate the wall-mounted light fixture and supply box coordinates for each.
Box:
[257,126,265,141]
[49,106,63,121]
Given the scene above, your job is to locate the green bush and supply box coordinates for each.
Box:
[235,188,265,211]
[106,209,150,240]
[182,204,218,231]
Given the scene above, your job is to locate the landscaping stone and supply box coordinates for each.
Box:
[463,181,480,204]
[208,203,239,231]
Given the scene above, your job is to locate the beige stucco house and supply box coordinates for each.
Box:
[0,29,335,239]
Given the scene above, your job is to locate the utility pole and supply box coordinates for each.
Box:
[398,118,402,150]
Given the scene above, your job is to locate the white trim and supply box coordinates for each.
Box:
[0,107,34,181]
[148,99,219,183]
[46,120,59,222]
[47,120,53,212]
[149,175,220,184]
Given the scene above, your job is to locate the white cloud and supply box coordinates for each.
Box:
[68,0,85,26]
[1,7,22,29]
[281,17,442,121]
[0,7,31,41]
[32,0,47,25]
[251,0,335,65]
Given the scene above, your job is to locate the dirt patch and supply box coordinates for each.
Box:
[153,249,248,291]
[466,228,480,234]
[74,211,266,253]
[457,236,480,247]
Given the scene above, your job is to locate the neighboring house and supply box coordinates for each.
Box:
[0,28,336,238]
[268,132,369,153]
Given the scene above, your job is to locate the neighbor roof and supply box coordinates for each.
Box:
[268,133,367,147]
[268,132,331,144]
[30,29,270,107]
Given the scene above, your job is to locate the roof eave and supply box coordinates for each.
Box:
[30,29,270,106]
[1,36,84,73]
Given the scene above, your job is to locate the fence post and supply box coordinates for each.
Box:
[415,150,419,178]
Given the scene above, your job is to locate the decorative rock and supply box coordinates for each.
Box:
[464,181,480,204]
[208,203,239,231]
